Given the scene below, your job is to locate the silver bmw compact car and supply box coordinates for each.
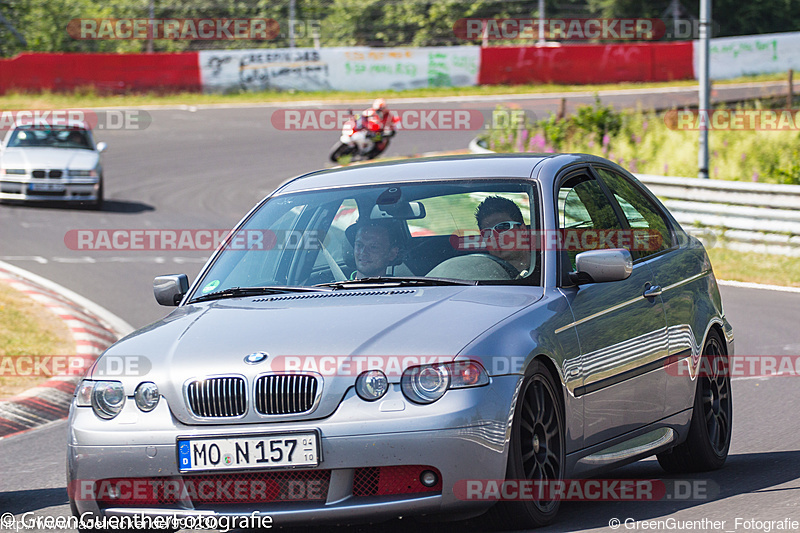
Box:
[0,122,106,207]
[68,154,734,530]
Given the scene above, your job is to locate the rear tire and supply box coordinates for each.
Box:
[484,359,565,529]
[657,328,732,473]
[366,139,389,159]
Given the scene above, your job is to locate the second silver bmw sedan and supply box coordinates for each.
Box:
[68,154,733,530]
[0,122,105,207]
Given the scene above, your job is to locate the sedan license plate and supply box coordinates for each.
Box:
[178,432,319,472]
[29,182,65,192]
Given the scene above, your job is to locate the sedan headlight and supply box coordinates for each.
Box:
[401,361,489,404]
[68,169,98,177]
[84,381,126,419]
[134,382,160,412]
[2,168,26,175]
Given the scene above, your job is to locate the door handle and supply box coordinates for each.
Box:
[643,284,662,298]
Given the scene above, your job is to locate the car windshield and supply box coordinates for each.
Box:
[189,180,540,300]
[6,125,92,150]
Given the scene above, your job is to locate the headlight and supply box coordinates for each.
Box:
[401,361,489,404]
[134,382,160,412]
[91,381,126,419]
[355,370,388,401]
[402,364,450,404]
[68,169,98,177]
[3,169,26,175]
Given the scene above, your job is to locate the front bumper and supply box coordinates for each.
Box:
[0,177,100,202]
[68,375,522,525]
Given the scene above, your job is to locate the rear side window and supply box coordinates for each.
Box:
[594,168,672,258]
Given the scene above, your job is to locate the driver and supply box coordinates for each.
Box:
[475,196,531,277]
[352,221,401,279]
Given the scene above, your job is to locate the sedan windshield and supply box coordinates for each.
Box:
[6,125,92,150]
[190,180,540,300]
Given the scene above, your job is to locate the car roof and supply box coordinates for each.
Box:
[13,120,90,130]
[276,154,557,194]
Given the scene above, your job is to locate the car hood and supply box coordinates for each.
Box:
[99,285,543,425]
[1,147,99,169]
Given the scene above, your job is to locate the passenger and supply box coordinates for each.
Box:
[66,130,86,147]
[351,221,401,279]
[475,196,531,277]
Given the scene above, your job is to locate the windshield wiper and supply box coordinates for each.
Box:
[189,286,328,303]
[315,276,476,289]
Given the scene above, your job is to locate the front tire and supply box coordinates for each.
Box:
[486,359,565,529]
[91,179,104,210]
[657,328,732,473]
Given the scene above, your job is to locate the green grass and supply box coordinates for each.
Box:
[0,283,75,399]
[707,247,800,287]
[0,72,789,110]
[487,98,800,184]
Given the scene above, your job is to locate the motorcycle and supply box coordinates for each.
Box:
[329,111,395,163]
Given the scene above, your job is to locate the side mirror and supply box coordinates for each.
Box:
[96,142,107,153]
[154,274,189,306]
[569,248,632,285]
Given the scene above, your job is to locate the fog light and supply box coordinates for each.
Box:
[420,470,438,487]
[134,382,160,412]
[356,370,388,401]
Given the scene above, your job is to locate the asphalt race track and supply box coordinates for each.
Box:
[1,85,799,532]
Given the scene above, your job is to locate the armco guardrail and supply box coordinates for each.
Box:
[635,175,800,256]
[470,138,800,256]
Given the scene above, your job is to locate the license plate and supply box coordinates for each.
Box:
[29,182,65,192]
[177,432,319,472]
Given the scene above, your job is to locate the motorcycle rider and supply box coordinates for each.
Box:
[329,98,400,163]
[362,98,400,141]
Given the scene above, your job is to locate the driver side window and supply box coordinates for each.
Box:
[557,174,623,270]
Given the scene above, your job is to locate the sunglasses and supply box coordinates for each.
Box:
[483,220,523,234]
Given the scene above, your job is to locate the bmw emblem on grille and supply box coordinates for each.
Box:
[244,351,269,364]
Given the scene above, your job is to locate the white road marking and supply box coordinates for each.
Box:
[68,81,792,111]
[0,256,48,263]
[0,260,134,336]
[718,279,800,294]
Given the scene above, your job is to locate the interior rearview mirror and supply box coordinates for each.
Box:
[370,200,426,220]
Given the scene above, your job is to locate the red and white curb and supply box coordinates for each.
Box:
[0,260,133,439]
